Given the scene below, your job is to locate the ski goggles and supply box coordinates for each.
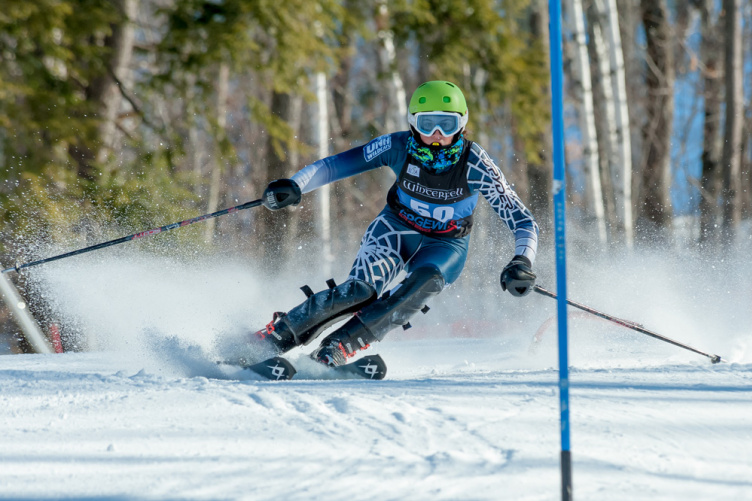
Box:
[408,111,468,137]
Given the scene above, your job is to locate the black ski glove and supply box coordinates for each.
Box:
[262,178,302,210]
[500,255,536,297]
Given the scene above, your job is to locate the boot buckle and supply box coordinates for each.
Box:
[255,312,286,340]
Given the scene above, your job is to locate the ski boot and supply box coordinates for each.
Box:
[312,266,445,366]
[250,278,377,357]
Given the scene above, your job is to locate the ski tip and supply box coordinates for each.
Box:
[353,354,387,380]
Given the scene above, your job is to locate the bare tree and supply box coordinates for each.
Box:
[596,0,634,248]
[616,0,645,233]
[637,0,675,243]
[375,1,407,131]
[203,63,229,243]
[744,0,752,220]
[508,123,530,202]
[69,0,138,180]
[721,0,744,243]
[587,1,619,235]
[528,0,553,227]
[565,0,605,243]
[261,91,304,271]
[328,28,367,258]
[698,0,724,246]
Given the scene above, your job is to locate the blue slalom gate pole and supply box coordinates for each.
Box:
[548,0,572,499]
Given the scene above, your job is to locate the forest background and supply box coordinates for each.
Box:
[0,0,750,352]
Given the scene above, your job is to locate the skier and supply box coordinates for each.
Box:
[253,80,539,367]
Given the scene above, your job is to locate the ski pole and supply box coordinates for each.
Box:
[533,285,725,364]
[2,199,264,275]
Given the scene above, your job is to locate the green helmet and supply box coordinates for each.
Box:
[407,81,468,137]
[408,80,468,116]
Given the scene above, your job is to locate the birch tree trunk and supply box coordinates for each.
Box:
[615,0,643,231]
[315,72,334,277]
[599,0,634,248]
[589,8,620,236]
[698,0,723,246]
[638,0,674,243]
[564,0,607,243]
[721,0,744,242]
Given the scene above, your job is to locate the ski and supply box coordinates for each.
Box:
[224,354,387,381]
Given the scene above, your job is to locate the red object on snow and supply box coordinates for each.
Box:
[49,323,63,353]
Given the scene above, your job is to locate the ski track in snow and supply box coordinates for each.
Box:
[2,254,751,500]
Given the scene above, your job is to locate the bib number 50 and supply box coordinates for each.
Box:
[410,200,454,222]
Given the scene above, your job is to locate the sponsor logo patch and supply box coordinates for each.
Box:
[363,135,392,162]
[407,164,421,177]
[400,180,464,201]
[398,209,460,234]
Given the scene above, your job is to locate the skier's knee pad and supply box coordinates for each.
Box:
[281,278,377,346]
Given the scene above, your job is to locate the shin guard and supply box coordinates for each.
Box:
[312,267,445,365]
[252,279,377,355]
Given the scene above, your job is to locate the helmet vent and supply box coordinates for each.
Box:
[443,96,451,103]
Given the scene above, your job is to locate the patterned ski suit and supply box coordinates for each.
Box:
[292,131,539,295]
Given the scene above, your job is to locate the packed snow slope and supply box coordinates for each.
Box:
[1,247,751,500]
[2,347,751,501]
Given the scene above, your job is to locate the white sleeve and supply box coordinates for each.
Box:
[466,143,539,264]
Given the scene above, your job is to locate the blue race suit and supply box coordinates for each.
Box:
[291,131,539,295]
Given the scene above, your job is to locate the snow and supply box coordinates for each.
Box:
[2,346,750,500]
[1,253,751,500]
